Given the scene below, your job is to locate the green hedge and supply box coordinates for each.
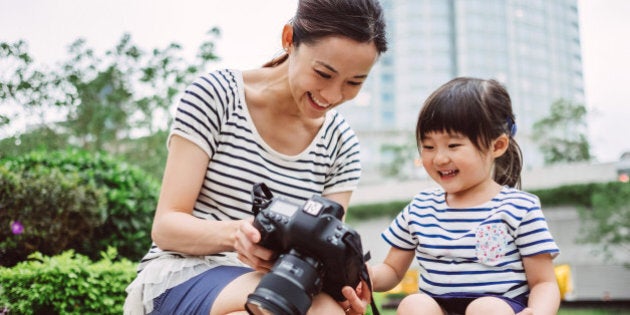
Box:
[346,181,630,221]
[0,149,159,266]
[0,165,106,267]
[0,248,136,315]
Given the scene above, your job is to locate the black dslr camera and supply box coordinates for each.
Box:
[244,183,371,315]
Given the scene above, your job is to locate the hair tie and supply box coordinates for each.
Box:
[507,118,517,137]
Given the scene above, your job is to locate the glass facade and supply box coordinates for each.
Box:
[340,0,584,180]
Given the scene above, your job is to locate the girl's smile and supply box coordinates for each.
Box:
[420,131,501,207]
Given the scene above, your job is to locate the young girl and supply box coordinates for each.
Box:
[370,78,560,315]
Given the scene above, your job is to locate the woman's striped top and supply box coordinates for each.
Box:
[137,69,362,272]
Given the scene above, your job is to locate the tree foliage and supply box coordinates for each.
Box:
[532,99,592,165]
[0,28,221,177]
[379,136,419,179]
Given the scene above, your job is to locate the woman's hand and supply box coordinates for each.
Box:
[234,219,276,272]
[340,280,372,315]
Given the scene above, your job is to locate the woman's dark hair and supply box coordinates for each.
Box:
[264,0,388,67]
[415,77,523,188]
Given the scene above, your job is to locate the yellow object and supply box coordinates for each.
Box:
[384,265,573,299]
[386,269,419,295]
[554,264,574,300]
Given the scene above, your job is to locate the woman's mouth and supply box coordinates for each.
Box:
[308,92,331,109]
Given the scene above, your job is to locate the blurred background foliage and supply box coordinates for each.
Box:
[0,27,220,180]
[0,149,159,267]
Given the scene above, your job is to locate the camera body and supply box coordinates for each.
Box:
[245,183,366,315]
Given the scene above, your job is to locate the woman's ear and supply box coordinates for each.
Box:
[492,134,510,158]
[281,24,294,52]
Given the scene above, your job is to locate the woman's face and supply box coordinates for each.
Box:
[286,36,379,119]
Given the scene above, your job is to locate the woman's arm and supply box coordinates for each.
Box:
[151,135,242,255]
[322,191,353,218]
[519,253,560,315]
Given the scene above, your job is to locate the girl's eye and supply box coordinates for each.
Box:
[422,145,434,150]
[315,70,331,79]
[448,143,461,148]
[347,81,363,86]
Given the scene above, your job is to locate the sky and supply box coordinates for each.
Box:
[0,0,628,163]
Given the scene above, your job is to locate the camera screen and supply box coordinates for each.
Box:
[270,200,298,217]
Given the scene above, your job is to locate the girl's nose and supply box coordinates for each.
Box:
[434,150,450,165]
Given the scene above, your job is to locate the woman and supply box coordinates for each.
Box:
[124,0,388,314]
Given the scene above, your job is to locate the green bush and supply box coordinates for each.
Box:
[346,200,409,222]
[0,148,159,266]
[574,182,630,247]
[0,165,106,267]
[0,248,136,315]
[347,182,630,221]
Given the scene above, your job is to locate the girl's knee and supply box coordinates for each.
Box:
[397,294,443,315]
[466,297,514,315]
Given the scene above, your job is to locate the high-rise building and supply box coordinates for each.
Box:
[341,0,584,182]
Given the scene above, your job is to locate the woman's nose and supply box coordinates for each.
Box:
[320,84,343,105]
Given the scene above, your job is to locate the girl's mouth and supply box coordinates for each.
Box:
[438,169,458,179]
[308,92,331,109]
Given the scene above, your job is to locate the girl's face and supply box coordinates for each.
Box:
[420,131,500,206]
[286,36,378,119]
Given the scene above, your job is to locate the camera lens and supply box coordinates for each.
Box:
[245,250,324,315]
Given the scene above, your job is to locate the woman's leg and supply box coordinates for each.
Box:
[211,271,264,315]
[465,296,514,315]
[397,293,444,315]
[214,271,346,315]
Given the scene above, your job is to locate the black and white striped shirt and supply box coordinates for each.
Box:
[138,69,362,272]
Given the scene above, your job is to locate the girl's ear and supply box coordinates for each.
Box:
[281,24,294,52]
[492,134,510,158]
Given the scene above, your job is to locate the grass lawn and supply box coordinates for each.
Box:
[371,293,630,315]
[376,306,630,315]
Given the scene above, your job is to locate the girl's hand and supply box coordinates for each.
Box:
[340,280,371,315]
[234,219,276,271]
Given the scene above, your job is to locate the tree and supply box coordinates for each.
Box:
[379,136,419,179]
[0,28,221,178]
[532,99,592,165]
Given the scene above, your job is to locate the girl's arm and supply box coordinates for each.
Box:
[519,253,560,315]
[372,247,416,292]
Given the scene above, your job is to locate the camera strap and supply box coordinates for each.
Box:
[343,234,381,315]
[251,182,274,215]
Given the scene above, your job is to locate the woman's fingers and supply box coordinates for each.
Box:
[235,220,276,271]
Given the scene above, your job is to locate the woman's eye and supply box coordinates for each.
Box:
[315,70,331,79]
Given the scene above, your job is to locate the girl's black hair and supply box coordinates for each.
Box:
[264,0,388,67]
[416,77,523,188]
